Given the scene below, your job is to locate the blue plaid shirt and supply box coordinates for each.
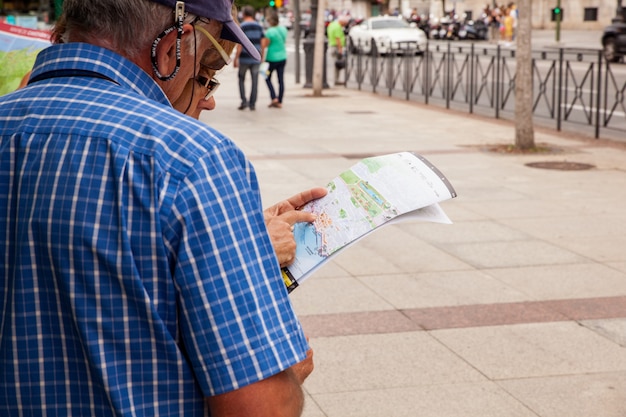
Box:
[0,43,308,416]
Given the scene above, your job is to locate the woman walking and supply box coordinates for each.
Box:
[262,12,288,108]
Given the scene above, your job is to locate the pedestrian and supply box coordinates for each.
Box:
[262,11,288,108]
[234,5,264,111]
[489,6,501,42]
[508,2,518,40]
[326,15,350,85]
[502,6,514,43]
[0,1,317,416]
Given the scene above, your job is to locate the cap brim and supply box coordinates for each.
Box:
[222,20,261,61]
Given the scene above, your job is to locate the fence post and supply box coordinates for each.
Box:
[425,42,430,105]
[446,42,451,109]
[372,50,378,94]
[469,43,475,114]
[595,50,602,139]
[388,52,394,96]
[495,44,501,119]
[556,48,563,132]
[602,51,611,127]
[405,48,411,101]
[356,41,362,91]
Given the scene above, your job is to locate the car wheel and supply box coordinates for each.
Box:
[603,37,620,63]
[370,38,378,56]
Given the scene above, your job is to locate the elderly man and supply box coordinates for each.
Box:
[0,0,317,416]
[326,14,350,85]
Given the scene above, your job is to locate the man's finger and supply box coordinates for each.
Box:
[278,210,316,226]
[285,187,328,210]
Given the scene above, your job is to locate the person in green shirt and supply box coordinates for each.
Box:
[261,12,288,108]
[326,15,350,85]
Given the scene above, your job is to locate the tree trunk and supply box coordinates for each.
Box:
[514,0,535,149]
[312,0,326,96]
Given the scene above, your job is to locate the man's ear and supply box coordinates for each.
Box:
[154,23,195,77]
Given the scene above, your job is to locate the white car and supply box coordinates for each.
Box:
[348,16,427,55]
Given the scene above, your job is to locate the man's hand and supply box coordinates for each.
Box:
[264,187,328,267]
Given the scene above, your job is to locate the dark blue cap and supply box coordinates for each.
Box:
[152,0,261,60]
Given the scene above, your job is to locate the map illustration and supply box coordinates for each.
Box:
[0,22,51,96]
[282,152,456,292]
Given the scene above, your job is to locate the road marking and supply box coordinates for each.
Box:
[565,103,626,118]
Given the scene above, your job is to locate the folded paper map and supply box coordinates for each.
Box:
[0,22,51,96]
[281,152,457,292]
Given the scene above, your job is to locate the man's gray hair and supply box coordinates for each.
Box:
[241,5,255,18]
[61,0,190,58]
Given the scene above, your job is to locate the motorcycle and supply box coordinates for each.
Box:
[433,15,461,40]
[428,18,442,40]
[444,19,461,40]
[458,18,488,41]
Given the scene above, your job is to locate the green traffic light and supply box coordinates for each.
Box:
[269,0,275,5]
[554,7,561,14]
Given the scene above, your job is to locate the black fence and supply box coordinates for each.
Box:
[345,40,626,141]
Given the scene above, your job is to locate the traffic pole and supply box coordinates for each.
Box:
[555,0,561,42]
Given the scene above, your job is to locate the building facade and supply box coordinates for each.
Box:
[1,0,618,30]
[325,0,618,29]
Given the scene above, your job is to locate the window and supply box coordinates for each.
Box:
[583,8,598,22]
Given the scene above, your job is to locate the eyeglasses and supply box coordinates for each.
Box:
[190,18,228,101]
[195,74,220,100]
[194,23,232,70]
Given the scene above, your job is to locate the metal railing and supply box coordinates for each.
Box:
[345,40,626,140]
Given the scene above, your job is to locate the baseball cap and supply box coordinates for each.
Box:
[151,0,261,61]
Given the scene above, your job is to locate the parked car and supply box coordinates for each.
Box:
[602,13,626,63]
[348,16,427,55]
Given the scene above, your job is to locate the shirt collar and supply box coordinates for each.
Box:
[30,43,171,106]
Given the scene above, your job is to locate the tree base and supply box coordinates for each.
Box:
[484,143,563,155]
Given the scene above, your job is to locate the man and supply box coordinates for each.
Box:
[0,1,316,416]
[234,5,264,111]
[326,15,350,85]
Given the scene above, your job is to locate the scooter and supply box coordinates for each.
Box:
[444,19,461,40]
[428,18,442,40]
[458,18,488,40]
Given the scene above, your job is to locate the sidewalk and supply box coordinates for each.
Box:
[205,65,626,417]
[527,29,603,50]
